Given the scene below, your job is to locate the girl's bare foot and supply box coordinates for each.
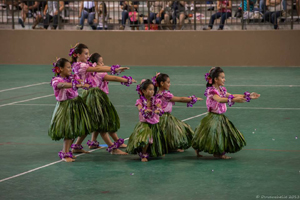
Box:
[111,149,128,155]
[220,155,231,159]
[119,143,127,148]
[63,157,75,162]
[177,149,184,152]
[72,149,90,153]
[195,150,203,157]
[141,158,148,162]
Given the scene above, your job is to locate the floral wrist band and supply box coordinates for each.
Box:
[121,76,133,87]
[111,65,121,75]
[244,91,251,102]
[187,95,197,107]
[228,95,235,107]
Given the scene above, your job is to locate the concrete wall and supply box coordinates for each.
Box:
[1,30,300,66]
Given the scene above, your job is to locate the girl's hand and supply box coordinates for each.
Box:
[234,97,247,103]
[145,109,152,113]
[250,92,260,99]
[83,84,90,88]
[116,67,130,73]
[197,97,203,101]
[154,110,160,114]
[131,78,137,83]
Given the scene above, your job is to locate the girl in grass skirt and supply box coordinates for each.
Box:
[192,67,260,159]
[127,79,166,162]
[70,43,135,155]
[49,58,92,162]
[153,73,203,152]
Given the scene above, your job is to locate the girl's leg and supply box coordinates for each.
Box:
[195,149,203,157]
[219,12,231,30]
[100,132,128,155]
[109,132,127,148]
[62,139,75,162]
[141,144,149,162]
[87,131,104,149]
[72,135,90,153]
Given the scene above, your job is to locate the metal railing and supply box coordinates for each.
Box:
[0,0,299,30]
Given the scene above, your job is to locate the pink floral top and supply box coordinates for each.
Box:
[72,62,109,94]
[219,0,231,13]
[51,76,79,101]
[206,86,228,114]
[155,91,175,113]
[135,98,162,124]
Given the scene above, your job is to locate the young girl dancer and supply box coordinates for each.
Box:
[127,79,166,162]
[192,67,260,159]
[153,73,203,152]
[70,44,135,155]
[81,52,137,154]
[49,58,91,162]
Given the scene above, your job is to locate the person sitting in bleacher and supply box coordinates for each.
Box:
[235,0,257,19]
[77,1,97,30]
[119,1,139,30]
[96,2,108,30]
[18,1,43,29]
[149,1,167,25]
[43,0,64,30]
[262,0,282,29]
[203,0,232,30]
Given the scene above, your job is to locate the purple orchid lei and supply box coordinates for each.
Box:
[244,91,251,102]
[204,86,227,98]
[139,152,149,159]
[140,96,157,119]
[58,151,73,159]
[187,95,197,107]
[110,65,121,75]
[106,138,124,153]
[71,144,83,150]
[227,95,235,107]
[121,76,133,87]
[87,140,99,147]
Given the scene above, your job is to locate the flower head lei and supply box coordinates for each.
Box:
[69,43,79,58]
[151,72,161,87]
[204,67,215,84]
[52,57,61,76]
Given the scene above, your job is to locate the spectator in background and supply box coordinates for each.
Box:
[262,0,282,29]
[78,1,97,30]
[43,0,64,30]
[203,0,232,30]
[18,1,42,29]
[149,1,167,25]
[96,2,108,30]
[119,1,139,30]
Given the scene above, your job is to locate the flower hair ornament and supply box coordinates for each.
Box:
[204,67,216,84]
[52,57,61,76]
[69,43,79,57]
[151,72,161,87]
[136,79,146,95]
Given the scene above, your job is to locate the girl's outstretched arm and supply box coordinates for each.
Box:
[86,65,130,73]
[103,74,136,83]
[226,92,260,99]
[56,82,89,89]
[213,95,246,103]
[170,96,203,103]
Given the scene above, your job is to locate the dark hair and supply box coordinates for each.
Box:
[154,73,169,94]
[56,58,69,68]
[140,79,154,97]
[99,2,107,16]
[206,67,224,88]
[71,43,88,64]
[89,53,101,64]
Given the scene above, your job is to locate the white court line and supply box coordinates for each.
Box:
[0,82,49,93]
[9,104,300,111]
[0,114,204,183]
[0,94,53,108]
[108,83,300,87]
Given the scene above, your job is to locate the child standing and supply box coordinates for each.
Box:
[49,58,91,162]
[69,43,133,155]
[82,52,136,154]
[192,67,260,159]
[153,73,203,152]
[127,79,166,162]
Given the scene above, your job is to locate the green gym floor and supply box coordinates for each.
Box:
[0,65,299,200]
